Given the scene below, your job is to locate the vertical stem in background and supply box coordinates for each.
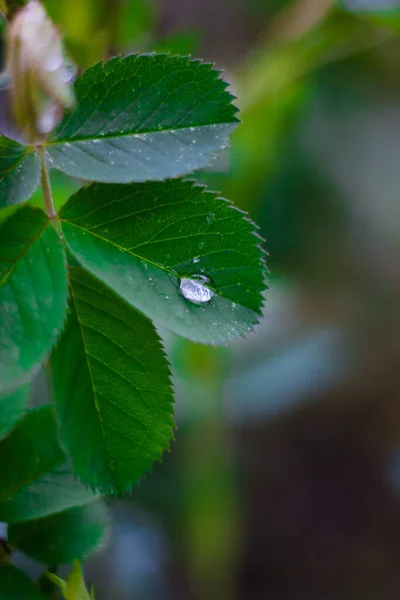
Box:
[37,146,57,220]
[177,342,239,600]
[101,0,122,56]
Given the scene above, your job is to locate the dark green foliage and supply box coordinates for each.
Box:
[0,39,267,589]
[0,383,30,440]
[0,407,99,522]
[0,207,68,394]
[52,267,174,494]
[45,54,238,183]
[9,501,109,564]
[0,138,40,208]
[0,563,43,600]
[60,179,265,344]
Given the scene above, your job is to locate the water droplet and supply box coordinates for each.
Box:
[179,275,214,305]
[206,213,216,224]
[109,460,117,472]
[193,256,200,264]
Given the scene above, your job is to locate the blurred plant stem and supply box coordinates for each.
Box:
[175,342,240,600]
[99,0,122,56]
[213,4,394,216]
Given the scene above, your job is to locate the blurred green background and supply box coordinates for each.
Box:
[5,0,400,598]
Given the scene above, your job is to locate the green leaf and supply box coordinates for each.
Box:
[51,267,174,494]
[60,180,266,345]
[0,383,30,441]
[45,54,238,183]
[0,407,98,523]
[9,501,109,564]
[43,564,93,600]
[0,563,43,600]
[0,206,69,394]
[66,562,91,600]
[38,569,65,600]
[45,572,67,598]
[0,137,41,209]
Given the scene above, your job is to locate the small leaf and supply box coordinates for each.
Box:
[0,407,98,523]
[0,136,41,208]
[45,54,238,183]
[66,561,91,600]
[9,501,110,564]
[38,569,65,600]
[0,563,43,600]
[51,267,174,494]
[0,383,30,441]
[45,572,67,598]
[0,206,69,394]
[60,180,266,345]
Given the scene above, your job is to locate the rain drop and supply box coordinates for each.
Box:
[206,213,216,224]
[109,460,117,472]
[179,275,214,305]
[193,256,200,264]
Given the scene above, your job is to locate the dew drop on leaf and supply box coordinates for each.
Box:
[179,275,215,305]
[206,213,216,224]
[109,460,117,472]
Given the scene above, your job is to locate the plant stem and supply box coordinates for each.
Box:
[37,146,57,220]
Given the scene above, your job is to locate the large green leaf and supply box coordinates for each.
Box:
[0,563,43,600]
[45,54,238,183]
[0,206,69,393]
[51,267,174,494]
[0,407,98,523]
[0,137,41,209]
[60,180,266,345]
[9,501,109,564]
[0,383,30,441]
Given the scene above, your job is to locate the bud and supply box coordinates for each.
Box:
[6,0,75,144]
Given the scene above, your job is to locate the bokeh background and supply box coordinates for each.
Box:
[4,0,400,598]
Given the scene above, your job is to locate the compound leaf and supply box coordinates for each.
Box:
[8,501,109,564]
[0,137,40,209]
[0,407,98,523]
[45,54,238,183]
[51,267,174,494]
[60,180,266,345]
[0,206,69,394]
